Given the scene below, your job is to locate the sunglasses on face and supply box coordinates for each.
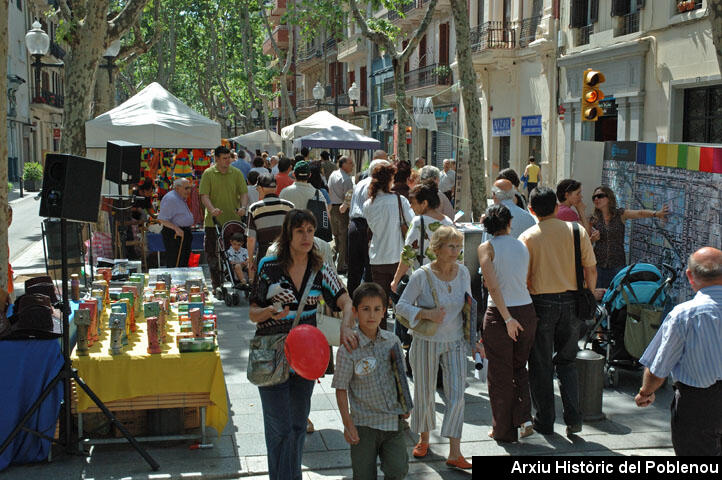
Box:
[592,193,607,200]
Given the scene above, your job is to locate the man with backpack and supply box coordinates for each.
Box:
[279,161,331,242]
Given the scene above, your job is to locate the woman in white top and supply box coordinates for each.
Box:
[396,226,472,470]
[477,204,538,442]
[390,181,453,294]
[362,163,414,329]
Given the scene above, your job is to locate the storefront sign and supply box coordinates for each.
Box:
[492,118,511,137]
[521,115,542,136]
[413,97,438,131]
[603,141,637,162]
[53,128,61,140]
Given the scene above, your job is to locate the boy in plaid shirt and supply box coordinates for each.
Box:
[332,283,411,480]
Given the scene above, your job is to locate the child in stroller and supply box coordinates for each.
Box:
[226,233,250,287]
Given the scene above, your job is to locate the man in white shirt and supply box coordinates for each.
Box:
[328,156,354,274]
[347,153,390,295]
[492,179,537,238]
[439,159,456,203]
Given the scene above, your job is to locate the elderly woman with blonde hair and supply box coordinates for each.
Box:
[396,225,472,470]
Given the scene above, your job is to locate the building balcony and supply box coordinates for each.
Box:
[50,41,65,60]
[470,21,517,52]
[519,16,542,48]
[382,63,451,102]
[295,98,317,116]
[32,89,64,109]
[615,11,640,37]
[576,24,593,46]
[295,39,337,72]
[337,33,368,63]
[263,25,289,56]
[386,0,451,28]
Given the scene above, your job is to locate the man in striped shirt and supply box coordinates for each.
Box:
[246,173,294,283]
[636,246,722,456]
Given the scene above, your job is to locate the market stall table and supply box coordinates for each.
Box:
[71,307,227,447]
[146,230,205,266]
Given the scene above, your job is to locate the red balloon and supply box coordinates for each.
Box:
[284,324,330,380]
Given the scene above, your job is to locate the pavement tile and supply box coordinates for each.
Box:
[229,413,265,434]
[233,432,269,457]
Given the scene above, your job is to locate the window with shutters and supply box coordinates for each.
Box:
[360,66,368,107]
[683,85,722,144]
[439,23,450,67]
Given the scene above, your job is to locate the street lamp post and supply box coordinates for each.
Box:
[312,81,361,116]
[250,108,260,127]
[25,20,64,101]
[98,39,121,83]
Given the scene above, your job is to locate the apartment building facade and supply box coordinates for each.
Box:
[557,0,720,175]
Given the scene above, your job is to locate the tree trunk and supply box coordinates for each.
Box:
[392,59,410,164]
[60,1,110,156]
[450,0,486,219]
[1,0,9,290]
[710,0,722,72]
[93,64,114,118]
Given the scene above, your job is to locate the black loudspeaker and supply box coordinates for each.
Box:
[44,219,83,260]
[39,154,104,223]
[105,140,141,184]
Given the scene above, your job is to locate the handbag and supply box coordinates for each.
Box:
[395,265,441,337]
[572,223,597,321]
[306,190,333,242]
[620,286,665,359]
[390,216,425,305]
[246,269,318,387]
[316,308,341,346]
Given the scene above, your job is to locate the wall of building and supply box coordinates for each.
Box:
[7,0,32,180]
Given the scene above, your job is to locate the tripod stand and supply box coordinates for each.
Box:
[0,219,159,471]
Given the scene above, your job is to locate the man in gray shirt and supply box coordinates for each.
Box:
[157,178,195,267]
[328,156,354,274]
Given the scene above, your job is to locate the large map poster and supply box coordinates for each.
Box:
[601,148,722,303]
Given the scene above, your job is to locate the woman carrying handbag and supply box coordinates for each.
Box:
[248,209,355,480]
[396,226,473,470]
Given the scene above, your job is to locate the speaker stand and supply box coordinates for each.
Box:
[0,219,159,471]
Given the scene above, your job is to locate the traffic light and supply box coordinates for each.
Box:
[581,68,605,122]
[405,126,412,144]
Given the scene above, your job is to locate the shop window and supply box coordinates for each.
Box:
[683,85,722,143]
[528,136,542,163]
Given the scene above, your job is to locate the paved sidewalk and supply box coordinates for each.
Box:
[2,293,675,480]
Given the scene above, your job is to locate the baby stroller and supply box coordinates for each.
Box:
[212,218,250,306]
[585,263,677,387]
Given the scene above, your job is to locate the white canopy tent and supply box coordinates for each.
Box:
[231,129,282,154]
[281,110,362,143]
[85,82,221,192]
[292,126,381,150]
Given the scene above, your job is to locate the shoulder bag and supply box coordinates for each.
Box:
[396,193,409,238]
[306,190,333,241]
[391,216,425,304]
[394,265,441,337]
[573,223,597,321]
[247,269,318,387]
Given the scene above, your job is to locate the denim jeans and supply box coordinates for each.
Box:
[528,293,582,432]
[258,374,315,480]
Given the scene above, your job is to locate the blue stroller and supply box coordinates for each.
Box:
[585,263,677,387]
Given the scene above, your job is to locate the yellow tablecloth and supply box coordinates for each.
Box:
[71,309,227,436]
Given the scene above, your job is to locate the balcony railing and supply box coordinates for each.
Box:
[577,24,593,46]
[295,98,317,112]
[50,41,65,59]
[519,16,541,48]
[382,63,451,96]
[32,89,64,109]
[470,21,516,52]
[617,11,639,36]
[296,44,322,63]
[387,1,417,21]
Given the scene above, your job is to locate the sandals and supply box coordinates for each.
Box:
[520,424,535,438]
[306,418,315,434]
[412,441,429,458]
[446,456,472,469]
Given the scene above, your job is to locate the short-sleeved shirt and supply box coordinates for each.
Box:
[518,218,596,295]
[526,163,540,183]
[247,195,295,259]
[439,170,456,193]
[158,190,194,227]
[363,192,414,265]
[275,172,294,195]
[401,214,454,268]
[199,164,248,227]
[328,169,353,205]
[226,246,248,264]
[556,204,580,222]
[231,158,251,179]
[332,328,406,431]
[640,286,722,388]
[279,181,325,211]
[250,257,346,336]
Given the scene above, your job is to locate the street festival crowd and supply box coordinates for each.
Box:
[51,144,722,478]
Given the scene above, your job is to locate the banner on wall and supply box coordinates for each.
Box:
[492,118,511,137]
[413,97,438,131]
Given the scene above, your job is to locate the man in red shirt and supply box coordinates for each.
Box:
[274,156,294,195]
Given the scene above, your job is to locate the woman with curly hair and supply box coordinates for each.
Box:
[362,163,414,329]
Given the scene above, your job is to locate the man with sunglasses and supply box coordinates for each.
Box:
[158,178,195,267]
